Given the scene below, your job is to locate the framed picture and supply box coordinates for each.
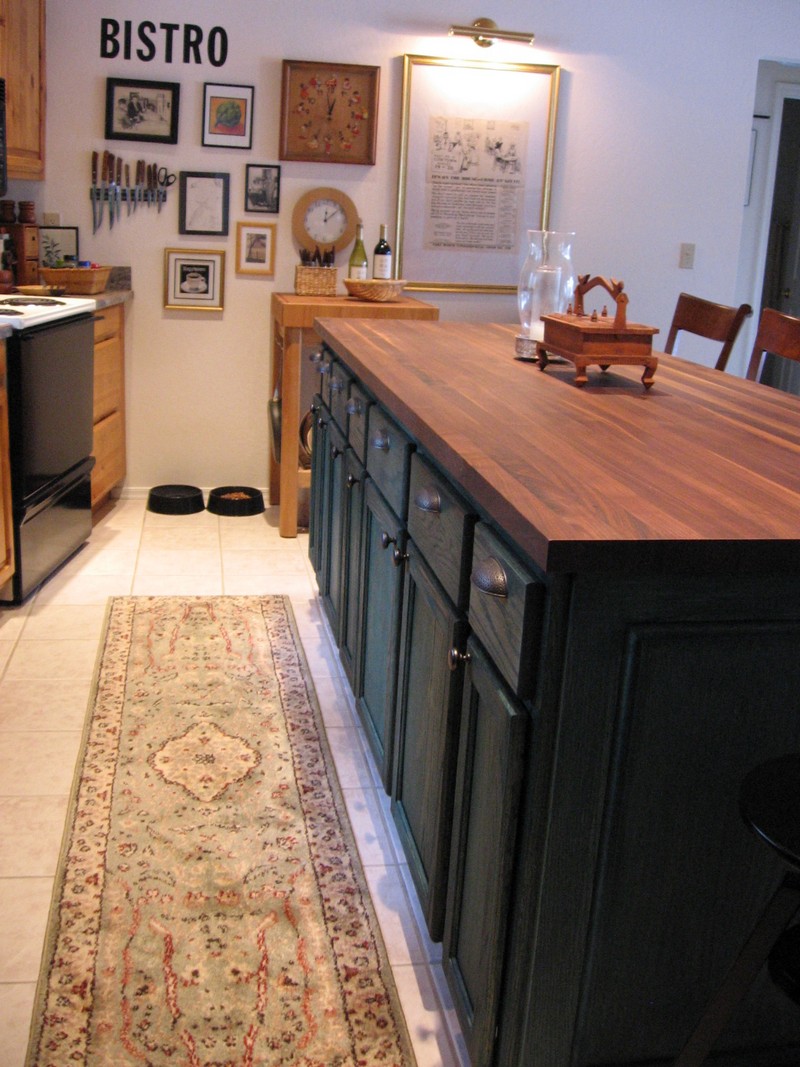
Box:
[245,164,281,213]
[105,77,180,144]
[396,54,561,293]
[179,171,230,236]
[164,248,225,311]
[39,226,79,268]
[279,59,379,165]
[236,221,276,276]
[202,82,254,149]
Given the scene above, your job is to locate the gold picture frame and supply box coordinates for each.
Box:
[236,221,276,276]
[279,59,379,165]
[396,54,561,293]
[164,248,225,311]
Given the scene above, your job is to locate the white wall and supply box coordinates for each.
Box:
[10,0,800,492]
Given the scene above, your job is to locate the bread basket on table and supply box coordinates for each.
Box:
[343,278,407,303]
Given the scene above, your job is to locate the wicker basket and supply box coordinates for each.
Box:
[39,266,112,294]
[294,265,337,297]
[343,278,407,303]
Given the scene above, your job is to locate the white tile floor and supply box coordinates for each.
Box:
[0,495,469,1067]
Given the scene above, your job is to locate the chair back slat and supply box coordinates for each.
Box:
[746,307,800,382]
[665,292,752,371]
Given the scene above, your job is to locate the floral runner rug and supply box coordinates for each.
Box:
[26,595,416,1066]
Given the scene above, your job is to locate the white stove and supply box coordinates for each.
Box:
[0,294,96,329]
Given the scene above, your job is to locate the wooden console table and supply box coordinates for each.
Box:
[270,293,439,537]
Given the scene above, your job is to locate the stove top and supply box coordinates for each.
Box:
[0,294,97,329]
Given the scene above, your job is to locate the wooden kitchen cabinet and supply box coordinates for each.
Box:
[0,0,46,181]
[0,339,14,588]
[91,302,126,507]
[7,223,38,284]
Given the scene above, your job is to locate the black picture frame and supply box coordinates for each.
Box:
[38,226,79,267]
[244,164,281,214]
[202,83,254,149]
[104,77,181,145]
[178,171,230,236]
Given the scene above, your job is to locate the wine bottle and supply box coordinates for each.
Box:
[348,221,368,280]
[372,224,392,280]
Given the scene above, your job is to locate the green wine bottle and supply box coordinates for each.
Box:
[348,220,368,280]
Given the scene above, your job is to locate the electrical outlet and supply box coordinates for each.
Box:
[679,242,695,269]
[42,211,61,226]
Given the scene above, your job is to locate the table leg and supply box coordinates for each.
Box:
[269,319,282,509]
[279,325,302,538]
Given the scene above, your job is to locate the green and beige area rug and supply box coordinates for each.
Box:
[26,595,416,1066]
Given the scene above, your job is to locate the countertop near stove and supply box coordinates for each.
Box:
[0,289,132,341]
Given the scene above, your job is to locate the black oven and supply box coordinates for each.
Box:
[1,311,95,603]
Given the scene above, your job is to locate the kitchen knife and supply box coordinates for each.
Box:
[91,150,100,234]
[135,160,145,211]
[106,151,116,229]
[101,150,110,229]
[124,163,131,216]
[155,163,163,213]
[115,156,123,221]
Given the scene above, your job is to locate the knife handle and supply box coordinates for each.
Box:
[116,157,122,185]
[92,150,98,185]
[102,150,110,182]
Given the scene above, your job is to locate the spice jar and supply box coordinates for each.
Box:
[0,200,16,224]
[17,201,36,224]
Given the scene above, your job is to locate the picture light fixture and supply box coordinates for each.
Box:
[448,17,535,47]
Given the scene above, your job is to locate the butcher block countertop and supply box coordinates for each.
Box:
[314,318,800,575]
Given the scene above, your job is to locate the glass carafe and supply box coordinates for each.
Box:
[516,230,576,357]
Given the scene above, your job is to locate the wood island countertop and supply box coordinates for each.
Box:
[314,318,800,575]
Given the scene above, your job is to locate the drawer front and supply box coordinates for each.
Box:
[366,405,413,519]
[329,360,352,432]
[408,453,476,611]
[468,522,544,700]
[93,302,123,344]
[21,226,39,257]
[92,409,125,505]
[346,382,371,464]
[93,333,124,421]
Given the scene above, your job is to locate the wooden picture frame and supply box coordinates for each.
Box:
[39,226,79,268]
[279,59,379,165]
[396,54,561,293]
[164,248,225,311]
[236,221,276,276]
[179,171,230,236]
[105,77,180,144]
[202,82,254,149]
[245,164,281,213]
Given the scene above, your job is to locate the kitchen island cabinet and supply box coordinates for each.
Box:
[312,318,800,1066]
[0,338,13,587]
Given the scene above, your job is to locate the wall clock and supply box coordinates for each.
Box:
[292,186,358,255]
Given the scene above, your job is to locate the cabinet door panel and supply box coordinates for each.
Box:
[339,448,365,688]
[392,545,466,940]
[307,396,329,579]
[321,421,347,637]
[91,410,125,507]
[93,333,124,422]
[444,637,528,1067]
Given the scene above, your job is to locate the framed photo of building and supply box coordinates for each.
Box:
[235,221,276,276]
[105,77,180,144]
[245,164,281,213]
[178,171,230,236]
[202,83,254,149]
[164,248,225,311]
[279,60,379,165]
[396,54,561,293]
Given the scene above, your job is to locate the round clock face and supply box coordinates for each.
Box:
[292,186,358,254]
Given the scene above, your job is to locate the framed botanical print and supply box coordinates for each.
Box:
[236,221,276,276]
[279,60,379,165]
[178,171,230,236]
[245,164,281,213]
[105,77,180,144]
[164,248,225,311]
[202,83,254,149]
[39,226,79,268]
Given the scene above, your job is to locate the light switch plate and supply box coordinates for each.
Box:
[42,211,61,226]
[679,242,695,269]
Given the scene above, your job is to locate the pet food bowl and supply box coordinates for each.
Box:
[207,486,265,516]
[146,484,205,515]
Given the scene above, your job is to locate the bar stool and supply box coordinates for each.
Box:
[674,754,800,1066]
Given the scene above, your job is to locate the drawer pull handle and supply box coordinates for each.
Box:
[371,430,391,451]
[345,398,362,417]
[471,556,508,598]
[330,378,345,393]
[414,487,441,514]
[380,531,407,567]
[309,349,324,365]
[448,647,471,672]
[346,473,361,489]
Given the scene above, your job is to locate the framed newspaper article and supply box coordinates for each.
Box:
[396,54,561,293]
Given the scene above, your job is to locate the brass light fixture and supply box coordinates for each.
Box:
[448,17,535,47]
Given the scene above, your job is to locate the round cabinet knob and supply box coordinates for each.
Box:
[448,647,471,672]
[371,430,390,452]
[346,473,361,490]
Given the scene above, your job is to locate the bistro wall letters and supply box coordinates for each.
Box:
[100,19,229,67]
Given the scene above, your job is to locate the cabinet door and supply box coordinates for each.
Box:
[444,637,528,1067]
[339,447,365,688]
[0,340,14,588]
[307,396,329,579]
[356,478,405,791]
[392,543,467,940]
[321,421,347,637]
[2,0,45,180]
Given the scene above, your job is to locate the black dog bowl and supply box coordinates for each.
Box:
[207,486,265,517]
[147,484,205,515]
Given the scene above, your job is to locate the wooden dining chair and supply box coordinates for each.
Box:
[665,292,753,372]
[745,306,800,382]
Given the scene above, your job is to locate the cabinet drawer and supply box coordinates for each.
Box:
[408,453,476,611]
[366,405,414,519]
[92,410,125,505]
[93,302,124,343]
[345,382,371,464]
[329,360,352,432]
[93,332,124,422]
[19,226,38,257]
[468,523,544,700]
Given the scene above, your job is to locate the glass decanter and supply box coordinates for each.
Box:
[516,230,576,358]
